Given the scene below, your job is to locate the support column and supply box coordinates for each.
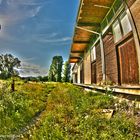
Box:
[77,64,81,84]
[99,34,106,81]
[84,51,91,84]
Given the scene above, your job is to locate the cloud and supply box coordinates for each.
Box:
[0,0,46,27]
[33,32,59,39]
[22,57,37,62]
[7,0,42,6]
[36,37,72,43]
[0,0,53,41]
[18,61,47,77]
[27,6,42,17]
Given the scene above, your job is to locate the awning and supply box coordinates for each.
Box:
[69,0,115,63]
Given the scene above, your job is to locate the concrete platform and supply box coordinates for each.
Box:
[74,83,140,96]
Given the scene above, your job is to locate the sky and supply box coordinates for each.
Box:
[0,0,79,77]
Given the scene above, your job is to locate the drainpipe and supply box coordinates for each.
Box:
[76,26,106,81]
[99,34,106,81]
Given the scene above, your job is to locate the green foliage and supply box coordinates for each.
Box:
[48,56,63,82]
[0,54,21,79]
[21,76,48,82]
[0,82,138,139]
[37,76,48,82]
[30,83,138,140]
[0,81,51,135]
[62,61,71,82]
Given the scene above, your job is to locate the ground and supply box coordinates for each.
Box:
[0,79,139,140]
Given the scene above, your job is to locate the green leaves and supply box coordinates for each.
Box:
[30,83,138,140]
[0,54,21,79]
[0,82,138,139]
[62,61,71,82]
[48,56,63,82]
[0,82,49,135]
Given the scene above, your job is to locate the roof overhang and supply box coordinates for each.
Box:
[69,0,115,63]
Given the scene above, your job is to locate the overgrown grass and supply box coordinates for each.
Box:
[0,81,56,135]
[30,83,138,140]
[0,81,139,139]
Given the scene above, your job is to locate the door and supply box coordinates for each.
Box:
[80,62,84,84]
[118,37,139,85]
[91,62,96,84]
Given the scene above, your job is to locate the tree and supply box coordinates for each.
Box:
[37,76,48,82]
[0,54,21,79]
[48,56,63,82]
[62,61,71,82]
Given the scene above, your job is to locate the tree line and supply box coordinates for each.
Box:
[0,54,71,82]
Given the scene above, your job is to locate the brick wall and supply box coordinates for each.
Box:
[103,34,118,84]
[96,43,103,83]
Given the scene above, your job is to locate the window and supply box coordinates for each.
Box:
[113,20,122,42]
[112,12,132,43]
[120,14,132,35]
[91,46,96,62]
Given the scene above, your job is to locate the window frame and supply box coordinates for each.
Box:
[90,46,96,62]
[112,12,132,43]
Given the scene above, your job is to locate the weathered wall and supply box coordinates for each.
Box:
[96,43,103,83]
[72,74,76,83]
[129,0,140,83]
[127,0,136,7]
[130,0,140,39]
[84,52,91,84]
[103,34,118,84]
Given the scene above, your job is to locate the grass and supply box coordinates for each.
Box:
[0,80,55,135]
[0,81,139,140]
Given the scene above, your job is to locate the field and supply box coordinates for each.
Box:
[0,80,139,140]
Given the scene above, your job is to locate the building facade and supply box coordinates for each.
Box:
[69,0,140,86]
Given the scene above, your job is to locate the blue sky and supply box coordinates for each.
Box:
[0,0,79,77]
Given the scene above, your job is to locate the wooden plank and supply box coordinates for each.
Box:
[118,37,139,85]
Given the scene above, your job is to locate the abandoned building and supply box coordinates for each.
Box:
[69,0,140,93]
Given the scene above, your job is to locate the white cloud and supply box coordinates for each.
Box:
[22,57,37,62]
[0,0,52,41]
[37,37,72,43]
[0,0,45,27]
[7,0,51,6]
[0,0,2,4]
[33,32,59,39]
[18,61,47,77]
[29,6,42,17]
